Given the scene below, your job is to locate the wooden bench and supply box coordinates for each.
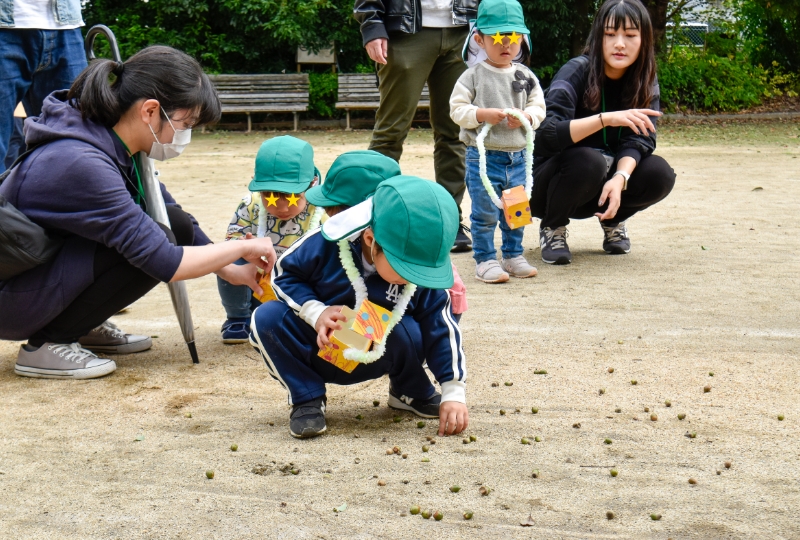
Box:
[335,73,430,130]
[208,74,309,132]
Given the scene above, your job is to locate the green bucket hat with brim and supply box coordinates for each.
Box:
[321,176,458,289]
[306,150,401,207]
[475,0,529,36]
[248,135,317,193]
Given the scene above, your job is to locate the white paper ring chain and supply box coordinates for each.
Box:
[475,109,535,209]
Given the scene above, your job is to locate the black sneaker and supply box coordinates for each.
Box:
[388,386,441,418]
[540,226,572,265]
[601,221,631,254]
[289,396,327,438]
[451,223,473,253]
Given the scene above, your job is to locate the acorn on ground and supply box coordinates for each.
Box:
[205,470,214,479]
[470,435,477,442]
[703,385,711,393]
[650,513,662,521]
[608,367,615,373]
[631,380,637,385]
[531,407,539,414]
[505,382,513,386]
[534,370,547,375]
[678,413,686,420]
[610,469,618,477]
[377,479,386,486]
[421,509,432,519]
[462,438,469,444]
[450,485,461,493]
[479,486,491,496]
[573,423,581,429]
[491,382,499,387]
[521,437,530,445]
[463,511,473,520]
[393,446,401,454]
[230,444,238,452]
[291,468,300,475]
[709,372,714,376]
[532,470,540,478]
[500,409,506,415]
[386,449,393,455]
[689,432,697,438]
[410,505,420,515]
[604,438,612,444]
[778,414,785,421]
[433,510,443,521]
[615,408,622,413]
[373,400,380,407]
[606,511,615,520]
[650,414,658,421]
[689,478,697,485]
[356,414,363,420]
[417,421,426,428]
[402,453,408,459]
[393,416,402,422]
[724,461,732,469]
[421,457,430,462]
[422,445,429,452]
[665,400,672,407]
[534,436,541,442]
[599,388,606,395]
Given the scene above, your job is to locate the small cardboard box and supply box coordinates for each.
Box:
[317,307,370,373]
[252,272,278,304]
[351,301,392,343]
[501,185,532,229]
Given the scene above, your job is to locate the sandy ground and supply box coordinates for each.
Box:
[1,122,799,539]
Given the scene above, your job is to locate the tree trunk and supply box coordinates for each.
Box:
[570,0,594,57]
[643,0,670,54]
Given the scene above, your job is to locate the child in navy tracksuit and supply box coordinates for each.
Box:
[249,176,468,439]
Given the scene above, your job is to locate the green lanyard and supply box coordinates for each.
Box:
[601,89,623,150]
[112,130,146,206]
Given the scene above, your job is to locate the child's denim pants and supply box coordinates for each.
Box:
[217,259,260,319]
[464,146,527,264]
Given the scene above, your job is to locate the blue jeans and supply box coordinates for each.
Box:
[217,259,263,320]
[0,28,87,172]
[464,145,527,264]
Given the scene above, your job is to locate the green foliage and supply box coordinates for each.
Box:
[736,0,800,72]
[308,73,340,118]
[659,48,767,112]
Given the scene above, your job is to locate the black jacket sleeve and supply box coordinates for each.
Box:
[534,56,590,159]
[615,78,660,163]
[354,0,389,45]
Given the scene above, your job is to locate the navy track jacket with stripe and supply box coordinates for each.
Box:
[271,229,467,403]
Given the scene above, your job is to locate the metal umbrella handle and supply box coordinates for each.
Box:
[84,25,199,364]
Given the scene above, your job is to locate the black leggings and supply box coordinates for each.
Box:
[531,146,676,230]
[28,206,195,346]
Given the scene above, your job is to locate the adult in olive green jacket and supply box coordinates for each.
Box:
[354,0,479,252]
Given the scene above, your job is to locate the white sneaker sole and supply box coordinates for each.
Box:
[80,338,152,355]
[289,425,327,439]
[222,337,249,345]
[14,360,117,380]
[474,273,510,284]
[387,394,440,419]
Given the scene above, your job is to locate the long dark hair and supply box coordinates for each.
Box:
[582,0,656,111]
[68,45,221,128]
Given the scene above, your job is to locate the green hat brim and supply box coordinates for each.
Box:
[305,184,342,207]
[476,25,530,35]
[382,246,454,290]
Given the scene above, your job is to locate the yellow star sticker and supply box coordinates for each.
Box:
[286,193,300,207]
[491,32,504,45]
[264,192,279,207]
[508,31,522,45]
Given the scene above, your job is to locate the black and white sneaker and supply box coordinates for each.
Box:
[540,226,572,265]
[289,396,327,438]
[601,221,631,254]
[451,223,473,253]
[388,386,441,418]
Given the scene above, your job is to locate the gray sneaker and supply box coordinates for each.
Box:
[15,343,116,379]
[540,226,572,265]
[475,260,509,283]
[601,221,631,254]
[78,321,152,354]
[501,255,538,278]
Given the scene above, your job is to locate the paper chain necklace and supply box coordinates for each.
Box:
[337,239,417,364]
[475,108,535,209]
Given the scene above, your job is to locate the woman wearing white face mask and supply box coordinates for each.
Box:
[0,45,277,380]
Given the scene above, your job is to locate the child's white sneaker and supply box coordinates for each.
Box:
[475,260,509,283]
[501,255,538,278]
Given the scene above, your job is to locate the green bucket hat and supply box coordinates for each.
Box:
[476,0,529,36]
[248,135,317,193]
[306,150,401,207]
[321,176,458,289]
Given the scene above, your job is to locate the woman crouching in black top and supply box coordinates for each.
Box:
[532,0,675,265]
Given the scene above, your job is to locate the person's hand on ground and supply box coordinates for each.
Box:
[438,401,469,436]
[477,108,507,125]
[365,38,388,64]
[506,109,532,129]
[240,232,277,274]
[595,175,625,221]
[315,305,347,349]
[602,109,661,136]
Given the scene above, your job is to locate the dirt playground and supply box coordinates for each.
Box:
[0,121,798,539]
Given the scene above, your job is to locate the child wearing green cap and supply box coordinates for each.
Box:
[249,176,468,439]
[217,135,324,343]
[308,149,469,323]
[450,0,546,284]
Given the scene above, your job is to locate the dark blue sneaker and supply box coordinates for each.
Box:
[388,386,441,418]
[601,221,631,254]
[290,395,327,438]
[221,317,250,344]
